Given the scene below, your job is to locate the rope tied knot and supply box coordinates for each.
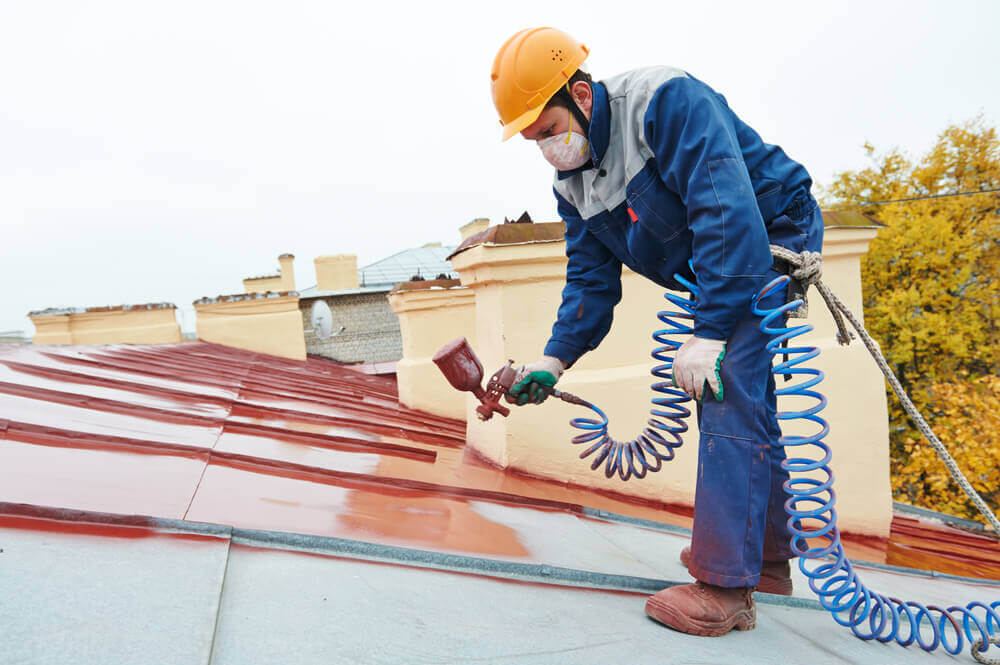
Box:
[791,250,823,286]
[769,245,854,346]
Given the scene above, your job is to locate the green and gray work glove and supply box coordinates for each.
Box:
[508,356,565,405]
[672,336,726,402]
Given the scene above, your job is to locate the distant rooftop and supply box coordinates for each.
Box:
[821,209,886,228]
[299,244,457,298]
[0,330,28,344]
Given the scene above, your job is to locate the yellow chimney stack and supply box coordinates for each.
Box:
[314,254,359,291]
[460,218,490,241]
[244,253,296,294]
[278,253,296,291]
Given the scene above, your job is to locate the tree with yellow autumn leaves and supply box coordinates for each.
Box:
[823,116,1000,523]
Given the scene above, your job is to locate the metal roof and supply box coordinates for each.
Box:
[1,341,997,663]
[358,244,456,286]
[821,209,887,228]
[299,245,457,297]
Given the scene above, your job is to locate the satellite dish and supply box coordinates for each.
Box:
[310,300,335,339]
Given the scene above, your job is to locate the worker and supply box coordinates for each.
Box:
[491,27,823,637]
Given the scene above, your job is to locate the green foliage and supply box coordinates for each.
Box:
[821,116,1000,522]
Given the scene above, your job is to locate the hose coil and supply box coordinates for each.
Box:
[567,275,698,480]
[752,274,1000,659]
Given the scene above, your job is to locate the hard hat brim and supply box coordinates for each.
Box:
[500,104,547,141]
[491,27,589,141]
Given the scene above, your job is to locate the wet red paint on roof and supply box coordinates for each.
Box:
[0,341,997,576]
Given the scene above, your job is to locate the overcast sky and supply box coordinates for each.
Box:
[2,0,997,335]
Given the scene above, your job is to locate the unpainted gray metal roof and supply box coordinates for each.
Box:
[299,244,457,298]
[2,503,986,665]
[358,244,456,287]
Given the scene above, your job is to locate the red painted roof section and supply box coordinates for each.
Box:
[888,515,1000,579]
[0,341,997,576]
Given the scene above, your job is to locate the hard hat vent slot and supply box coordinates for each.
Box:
[551,48,565,61]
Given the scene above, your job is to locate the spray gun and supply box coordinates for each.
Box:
[432,338,588,421]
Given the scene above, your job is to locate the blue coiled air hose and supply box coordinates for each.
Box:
[751,274,1000,659]
[567,271,1000,660]
[567,274,696,481]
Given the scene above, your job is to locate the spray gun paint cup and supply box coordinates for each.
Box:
[432,338,511,420]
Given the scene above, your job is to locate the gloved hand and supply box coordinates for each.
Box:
[672,337,726,402]
[508,356,565,405]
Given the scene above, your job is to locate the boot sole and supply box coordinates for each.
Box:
[645,597,756,637]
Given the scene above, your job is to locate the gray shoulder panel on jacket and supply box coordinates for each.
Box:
[554,66,688,219]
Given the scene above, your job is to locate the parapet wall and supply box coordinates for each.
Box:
[445,220,892,539]
[388,279,476,420]
[194,292,306,360]
[29,303,182,345]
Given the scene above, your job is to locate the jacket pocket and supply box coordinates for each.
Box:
[625,163,686,244]
[584,212,632,268]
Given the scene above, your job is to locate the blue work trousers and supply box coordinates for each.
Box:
[687,268,797,588]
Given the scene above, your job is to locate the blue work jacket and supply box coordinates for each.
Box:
[543,67,822,367]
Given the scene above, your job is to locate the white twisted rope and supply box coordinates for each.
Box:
[770,245,1000,534]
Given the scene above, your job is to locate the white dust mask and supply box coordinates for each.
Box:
[537,113,590,171]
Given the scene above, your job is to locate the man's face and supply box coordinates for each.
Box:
[519,81,593,143]
[520,106,577,142]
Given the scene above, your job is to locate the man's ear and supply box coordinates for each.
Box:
[570,81,593,118]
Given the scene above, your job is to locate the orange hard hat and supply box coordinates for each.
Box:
[491,27,589,141]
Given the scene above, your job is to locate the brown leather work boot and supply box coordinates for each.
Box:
[679,546,794,596]
[645,581,756,636]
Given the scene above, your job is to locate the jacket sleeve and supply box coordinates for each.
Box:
[543,190,623,368]
[643,76,772,340]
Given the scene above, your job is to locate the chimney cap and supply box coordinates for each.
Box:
[194,290,299,305]
[28,302,176,317]
[83,302,176,313]
[28,306,84,317]
[448,221,566,260]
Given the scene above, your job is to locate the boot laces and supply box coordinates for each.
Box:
[692,581,716,599]
[693,581,751,604]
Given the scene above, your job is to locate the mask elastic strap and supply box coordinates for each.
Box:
[553,82,591,137]
[564,114,589,155]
